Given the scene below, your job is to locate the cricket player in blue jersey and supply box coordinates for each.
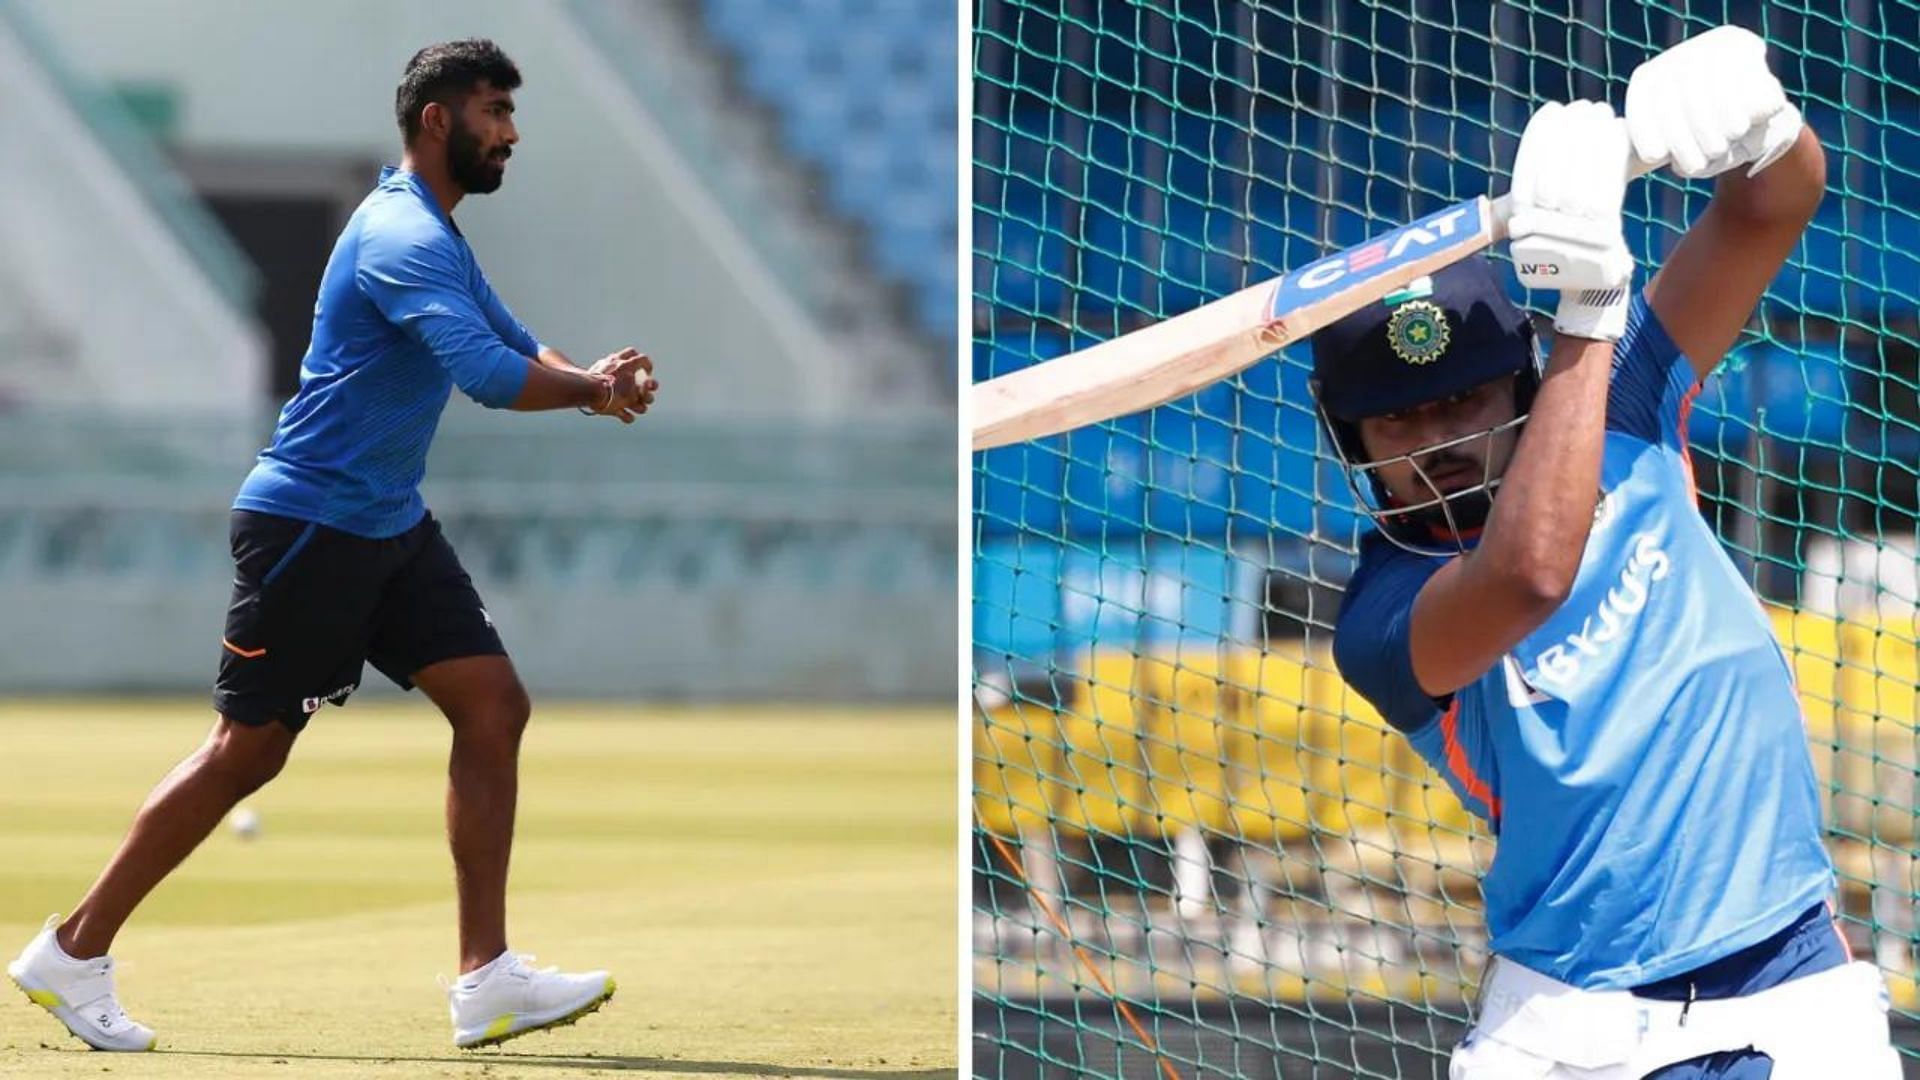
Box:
[8,40,651,1051]
[1312,28,1900,1078]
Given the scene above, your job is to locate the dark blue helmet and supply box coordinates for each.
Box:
[1311,254,1536,425]
[1307,254,1541,553]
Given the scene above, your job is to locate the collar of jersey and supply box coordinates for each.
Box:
[377,166,460,235]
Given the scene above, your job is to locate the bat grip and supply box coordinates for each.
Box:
[1489,143,1660,241]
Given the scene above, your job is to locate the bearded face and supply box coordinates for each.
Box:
[439,82,516,195]
[446,109,510,194]
[1351,374,1524,540]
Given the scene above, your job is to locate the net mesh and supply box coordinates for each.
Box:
[970,1,1920,1075]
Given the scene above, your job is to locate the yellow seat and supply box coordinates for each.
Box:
[1767,604,1846,831]
[1135,649,1237,836]
[1304,659,1395,839]
[1387,735,1478,847]
[1837,617,1920,848]
[973,699,1061,839]
[1223,644,1315,845]
[1385,731,1488,925]
[1047,650,1152,839]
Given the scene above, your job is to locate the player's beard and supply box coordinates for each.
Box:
[1394,485,1495,541]
[447,116,508,195]
[1380,447,1499,542]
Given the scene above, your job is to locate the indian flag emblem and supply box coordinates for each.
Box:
[1387,299,1450,365]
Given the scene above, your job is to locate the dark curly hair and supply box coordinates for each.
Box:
[395,39,521,142]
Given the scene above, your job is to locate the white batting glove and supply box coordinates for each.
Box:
[1507,100,1635,342]
[1625,25,1803,180]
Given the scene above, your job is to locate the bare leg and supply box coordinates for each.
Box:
[59,716,296,959]
[412,655,531,975]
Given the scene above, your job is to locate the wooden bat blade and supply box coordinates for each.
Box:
[972,279,1285,452]
[971,196,1496,452]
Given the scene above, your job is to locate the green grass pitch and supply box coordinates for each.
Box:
[0,699,956,1079]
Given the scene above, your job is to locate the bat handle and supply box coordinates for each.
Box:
[1488,146,1661,242]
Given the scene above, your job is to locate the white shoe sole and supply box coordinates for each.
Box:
[453,974,616,1049]
[7,964,156,1052]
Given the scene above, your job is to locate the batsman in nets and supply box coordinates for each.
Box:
[7,39,655,1052]
[1313,27,1901,1079]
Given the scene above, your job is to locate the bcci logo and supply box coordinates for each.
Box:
[1387,299,1450,365]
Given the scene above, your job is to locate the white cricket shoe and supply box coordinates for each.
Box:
[447,951,615,1049]
[7,915,156,1052]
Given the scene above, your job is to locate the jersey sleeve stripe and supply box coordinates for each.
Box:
[1440,698,1502,823]
[1674,378,1705,500]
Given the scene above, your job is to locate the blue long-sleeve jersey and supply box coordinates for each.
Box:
[233,166,536,538]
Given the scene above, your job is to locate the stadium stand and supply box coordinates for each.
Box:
[703,0,957,346]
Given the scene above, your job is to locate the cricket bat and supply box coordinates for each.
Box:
[971,162,1650,451]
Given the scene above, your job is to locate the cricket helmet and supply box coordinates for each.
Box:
[1308,255,1542,555]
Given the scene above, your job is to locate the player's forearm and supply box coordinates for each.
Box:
[508,359,611,412]
[1405,333,1616,696]
[1711,125,1826,224]
[1473,335,1615,604]
[531,346,578,373]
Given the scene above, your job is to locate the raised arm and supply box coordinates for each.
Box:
[1629,26,1827,381]
[1408,102,1636,695]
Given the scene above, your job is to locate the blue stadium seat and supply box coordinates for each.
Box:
[1773,203,1850,318]
[1077,121,1141,218]
[1078,196,1164,315]
[919,263,956,339]
[975,209,1069,317]
[704,0,956,339]
[1623,211,1681,277]
[1163,195,1255,302]
[1405,107,1499,204]
[1856,205,1920,310]
[975,433,1066,538]
[1056,541,1258,648]
[975,331,1075,538]
[1687,358,1757,459]
[1063,412,1149,538]
[872,213,940,280]
[1142,383,1237,540]
[737,26,811,101]
[1741,339,1852,448]
[1244,177,1372,280]
[1056,543,1150,651]
[1760,201,1920,317]
[703,0,761,49]
[783,85,852,161]
[1078,187,1252,319]
[824,144,892,219]
[1230,352,1362,543]
[975,537,1065,664]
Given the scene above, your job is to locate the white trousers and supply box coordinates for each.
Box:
[1450,957,1902,1079]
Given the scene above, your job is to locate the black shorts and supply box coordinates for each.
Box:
[213,509,506,730]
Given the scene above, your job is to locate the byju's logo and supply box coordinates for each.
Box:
[1526,532,1670,690]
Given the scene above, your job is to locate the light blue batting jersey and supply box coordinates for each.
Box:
[1333,293,1833,990]
[234,167,536,538]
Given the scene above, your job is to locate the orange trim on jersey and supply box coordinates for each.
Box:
[1825,898,1853,960]
[1675,379,1705,501]
[221,639,266,659]
[1439,698,1501,821]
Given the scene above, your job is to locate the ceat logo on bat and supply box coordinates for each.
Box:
[1269,198,1483,318]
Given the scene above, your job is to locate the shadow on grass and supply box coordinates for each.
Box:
[161,1048,955,1077]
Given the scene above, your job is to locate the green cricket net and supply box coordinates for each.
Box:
[971,2,1920,1075]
